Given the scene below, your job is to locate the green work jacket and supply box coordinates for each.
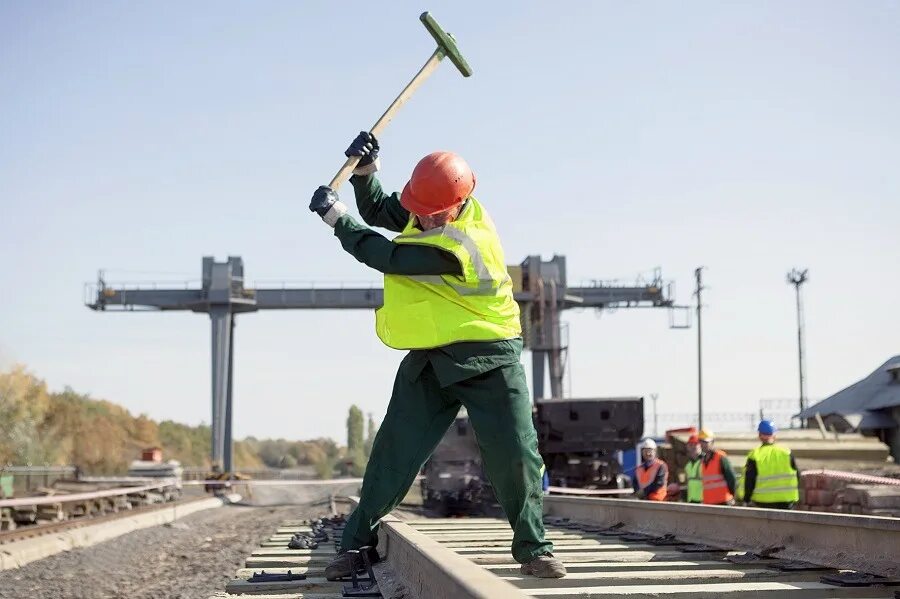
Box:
[332,174,522,386]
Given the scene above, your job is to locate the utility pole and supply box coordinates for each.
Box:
[651,393,659,437]
[694,267,705,430]
[787,268,809,424]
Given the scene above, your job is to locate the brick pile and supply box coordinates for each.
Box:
[799,469,900,517]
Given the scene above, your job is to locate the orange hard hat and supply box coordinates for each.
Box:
[400,151,476,216]
[687,434,700,445]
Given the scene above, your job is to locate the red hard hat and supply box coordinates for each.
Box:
[687,434,700,445]
[400,151,476,216]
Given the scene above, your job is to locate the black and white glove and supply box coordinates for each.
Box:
[345,131,380,176]
[309,185,347,228]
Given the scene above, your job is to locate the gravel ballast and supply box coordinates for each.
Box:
[0,503,321,599]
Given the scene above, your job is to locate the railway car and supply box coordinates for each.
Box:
[421,397,644,513]
[420,415,493,515]
[535,397,644,489]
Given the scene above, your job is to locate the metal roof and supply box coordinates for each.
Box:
[797,355,900,428]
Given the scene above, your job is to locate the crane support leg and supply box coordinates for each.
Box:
[224,317,235,472]
[210,308,233,472]
[532,351,546,400]
[548,349,564,399]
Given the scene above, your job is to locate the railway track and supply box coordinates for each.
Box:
[211,494,900,599]
[0,494,210,545]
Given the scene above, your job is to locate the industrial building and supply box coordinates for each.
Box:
[798,356,900,460]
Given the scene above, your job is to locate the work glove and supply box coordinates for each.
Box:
[345,131,380,176]
[309,185,347,228]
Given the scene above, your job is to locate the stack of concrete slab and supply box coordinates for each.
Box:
[668,430,891,468]
[798,470,900,516]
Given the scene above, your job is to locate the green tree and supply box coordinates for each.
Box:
[312,453,336,479]
[347,405,364,453]
[364,413,377,458]
[0,365,53,464]
[279,453,298,469]
[1,363,350,475]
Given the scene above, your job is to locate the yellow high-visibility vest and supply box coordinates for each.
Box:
[745,443,799,504]
[375,197,521,350]
[684,459,703,503]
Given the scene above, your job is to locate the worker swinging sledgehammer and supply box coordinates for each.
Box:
[304,11,563,580]
[308,135,566,579]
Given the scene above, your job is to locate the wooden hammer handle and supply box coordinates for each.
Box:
[328,49,444,190]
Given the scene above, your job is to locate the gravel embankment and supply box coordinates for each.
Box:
[0,502,322,599]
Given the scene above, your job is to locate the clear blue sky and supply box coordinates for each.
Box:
[2,1,898,442]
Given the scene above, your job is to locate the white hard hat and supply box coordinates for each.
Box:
[638,438,657,450]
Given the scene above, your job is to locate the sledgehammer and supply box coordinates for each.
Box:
[327,12,472,190]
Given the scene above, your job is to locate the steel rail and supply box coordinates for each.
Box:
[544,495,900,578]
[0,480,177,508]
[376,512,525,599]
[181,475,422,486]
[181,477,366,487]
[345,496,524,599]
[547,486,634,496]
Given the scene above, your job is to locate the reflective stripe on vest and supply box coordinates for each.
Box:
[701,450,734,504]
[746,444,799,504]
[636,458,667,501]
[684,459,703,503]
[375,197,522,350]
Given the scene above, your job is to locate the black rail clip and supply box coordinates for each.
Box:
[768,559,830,572]
[248,570,307,582]
[342,547,380,597]
[821,572,900,587]
[679,543,728,553]
[726,552,765,564]
[648,533,690,546]
[593,522,627,537]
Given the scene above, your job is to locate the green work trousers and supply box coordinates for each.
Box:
[341,358,553,563]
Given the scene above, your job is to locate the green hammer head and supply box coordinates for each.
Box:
[420,12,473,77]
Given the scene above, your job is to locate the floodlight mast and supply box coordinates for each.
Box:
[787,268,809,424]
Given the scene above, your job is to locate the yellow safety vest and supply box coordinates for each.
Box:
[684,459,703,503]
[375,197,521,350]
[744,443,799,504]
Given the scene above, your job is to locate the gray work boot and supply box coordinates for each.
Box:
[324,552,363,581]
[520,553,566,578]
[324,548,379,581]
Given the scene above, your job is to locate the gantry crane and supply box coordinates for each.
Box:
[86,255,682,472]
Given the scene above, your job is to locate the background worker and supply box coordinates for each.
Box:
[634,438,668,501]
[698,429,737,505]
[308,132,565,579]
[683,434,703,503]
[741,420,800,509]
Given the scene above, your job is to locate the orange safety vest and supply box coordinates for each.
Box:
[702,449,734,505]
[636,458,668,501]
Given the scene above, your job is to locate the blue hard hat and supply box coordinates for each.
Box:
[758,420,777,435]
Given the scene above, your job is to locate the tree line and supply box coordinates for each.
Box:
[0,364,377,478]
